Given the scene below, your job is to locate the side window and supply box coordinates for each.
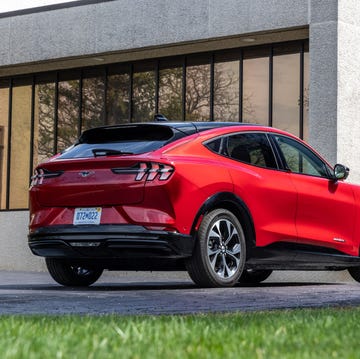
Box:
[226,133,277,169]
[274,135,330,177]
[205,137,222,153]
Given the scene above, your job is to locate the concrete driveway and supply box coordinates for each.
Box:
[1,270,360,315]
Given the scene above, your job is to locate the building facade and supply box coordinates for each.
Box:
[0,0,359,271]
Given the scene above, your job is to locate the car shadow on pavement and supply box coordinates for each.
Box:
[237,282,343,288]
[0,281,344,292]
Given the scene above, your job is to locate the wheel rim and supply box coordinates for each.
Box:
[206,218,242,280]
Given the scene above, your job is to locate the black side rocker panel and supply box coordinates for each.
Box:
[246,242,360,270]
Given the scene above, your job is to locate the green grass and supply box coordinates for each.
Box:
[0,308,359,358]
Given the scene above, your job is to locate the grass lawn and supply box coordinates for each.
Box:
[0,307,359,358]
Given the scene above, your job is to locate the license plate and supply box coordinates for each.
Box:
[73,207,102,225]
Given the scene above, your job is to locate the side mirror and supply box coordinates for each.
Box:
[333,164,349,180]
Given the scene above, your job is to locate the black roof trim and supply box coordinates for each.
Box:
[87,121,248,131]
[81,121,251,138]
[79,122,251,144]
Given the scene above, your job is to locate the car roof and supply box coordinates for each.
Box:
[81,121,259,140]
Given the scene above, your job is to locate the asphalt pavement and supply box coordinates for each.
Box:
[1,270,360,315]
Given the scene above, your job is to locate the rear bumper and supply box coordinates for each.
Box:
[28,224,194,260]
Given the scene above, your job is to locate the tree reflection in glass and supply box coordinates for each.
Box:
[57,80,79,152]
[133,68,155,122]
[214,61,239,122]
[159,67,182,121]
[82,75,105,131]
[186,64,210,121]
[107,72,130,125]
[34,82,55,165]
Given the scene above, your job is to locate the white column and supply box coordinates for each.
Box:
[337,0,360,184]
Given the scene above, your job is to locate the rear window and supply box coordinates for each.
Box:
[57,125,175,159]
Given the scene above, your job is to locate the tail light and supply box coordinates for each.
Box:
[112,162,174,181]
[31,168,63,186]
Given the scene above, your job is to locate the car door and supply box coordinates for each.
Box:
[272,134,356,256]
[222,132,298,247]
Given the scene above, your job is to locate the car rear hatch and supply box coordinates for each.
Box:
[33,158,149,207]
[31,124,183,207]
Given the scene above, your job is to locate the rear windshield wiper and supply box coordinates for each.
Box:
[92,149,133,157]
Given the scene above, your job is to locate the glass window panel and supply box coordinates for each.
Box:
[0,85,9,209]
[275,135,329,177]
[9,82,32,209]
[214,60,239,122]
[132,62,155,122]
[243,56,269,125]
[273,50,300,136]
[159,66,183,121]
[57,79,80,152]
[303,51,309,141]
[186,55,210,121]
[82,74,106,131]
[107,65,130,125]
[227,133,277,169]
[34,82,55,167]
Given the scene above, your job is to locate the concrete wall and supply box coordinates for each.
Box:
[0,0,309,67]
[308,0,338,165]
[0,211,45,271]
[308,0,360,184]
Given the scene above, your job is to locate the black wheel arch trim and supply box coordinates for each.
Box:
[191,192,256,257]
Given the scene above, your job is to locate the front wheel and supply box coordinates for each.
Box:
[46,258,103,287]
[186,209,246,287]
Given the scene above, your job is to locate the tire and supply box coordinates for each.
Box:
[348,267,360,283]
[45,258,103,287]
[186,208,246,287]
[238,269,272,284]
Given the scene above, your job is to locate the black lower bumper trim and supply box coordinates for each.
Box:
[28,224,194,259]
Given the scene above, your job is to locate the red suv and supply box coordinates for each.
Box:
[29,122,360,287]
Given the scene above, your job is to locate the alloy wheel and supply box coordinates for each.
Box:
[206,218,242,280]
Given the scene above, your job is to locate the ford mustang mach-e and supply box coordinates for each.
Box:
[28,121,360,287]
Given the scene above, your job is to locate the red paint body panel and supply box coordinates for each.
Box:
[227,161,298,247]
[35,158,146,207]
[291,173,357,255]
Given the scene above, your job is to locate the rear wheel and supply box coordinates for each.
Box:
[238,269,272,284]
[186,209,246,287]
[45,258,103,287]
[348,267,360,283]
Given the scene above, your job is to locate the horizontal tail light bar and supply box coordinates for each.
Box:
[112,162,174,181]
[31,168,63,186]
